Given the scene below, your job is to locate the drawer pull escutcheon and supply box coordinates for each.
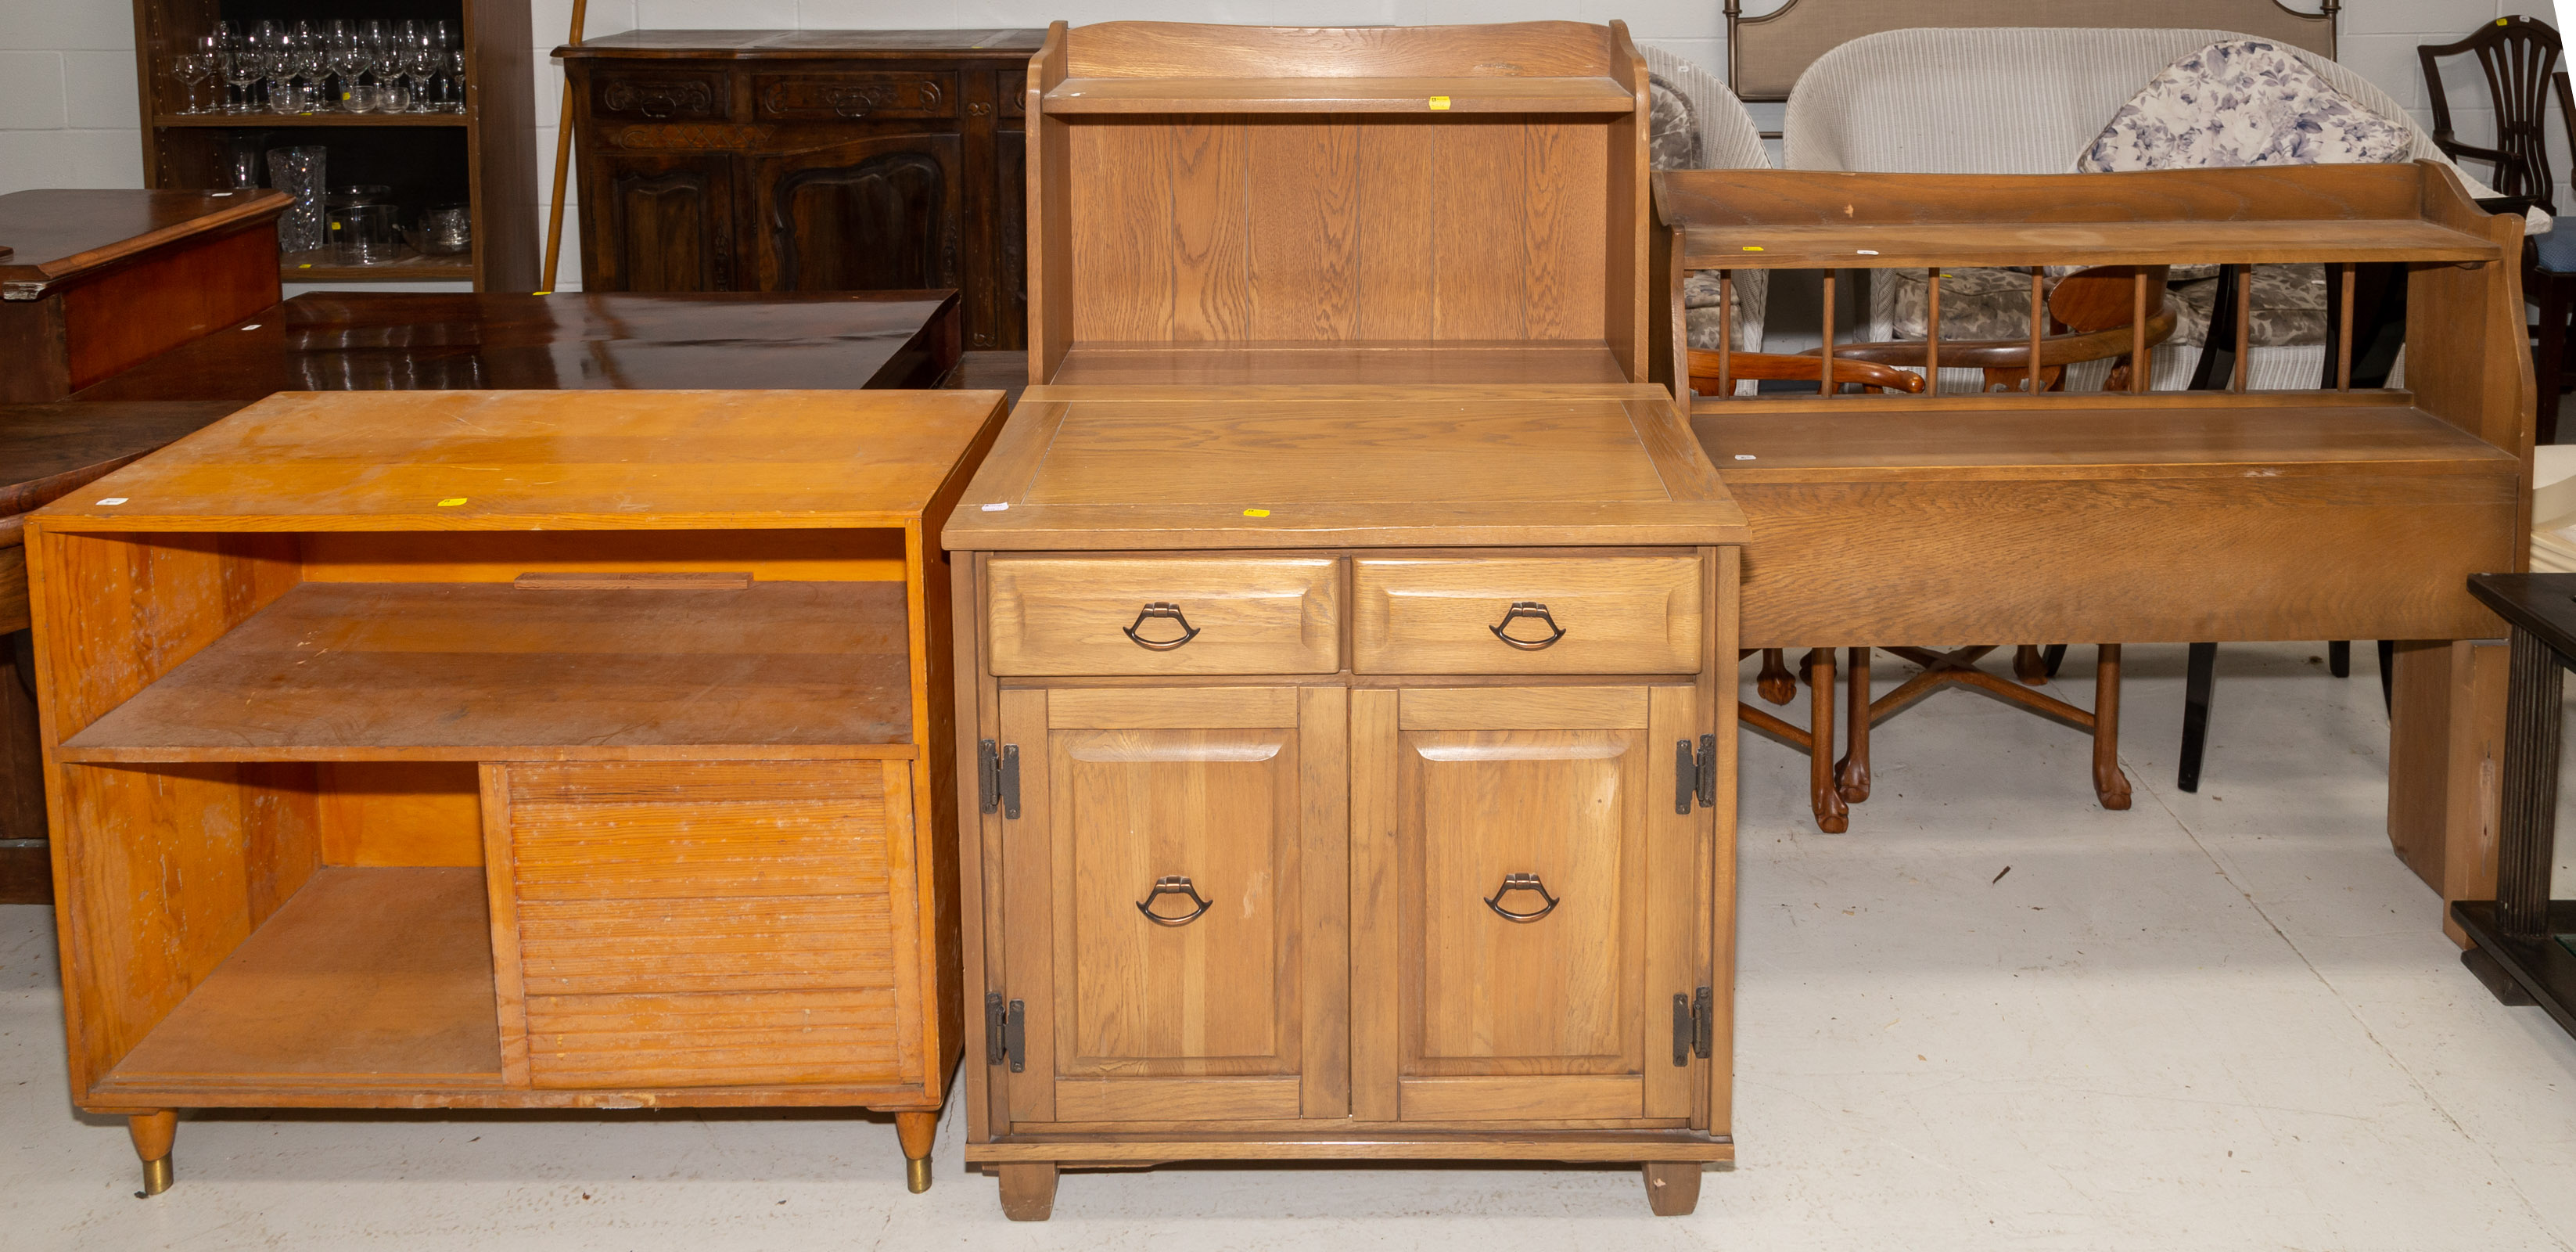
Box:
[1484,872,1560,922]
[1123,602,1202,650]
[1487,601,1568,650]
[1136,875,1214,926]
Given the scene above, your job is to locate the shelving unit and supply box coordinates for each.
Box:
[29,387,1009,1192]
[128,0,537,292]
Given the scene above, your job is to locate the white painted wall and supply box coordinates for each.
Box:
[0,0,2556,290]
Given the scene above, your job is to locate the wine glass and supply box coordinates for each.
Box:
[174,36,218,115]
[402,45,438,113]
[250,20,284,111]
[443,49,468,111]
[221,43,264,114]
[330,27,372,112]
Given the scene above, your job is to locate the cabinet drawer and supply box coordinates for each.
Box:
[499,760,919,1090]
[590,70,728,121]
[986,556,1340,676]
[753,72,958,121]
[1352,556,1702,675]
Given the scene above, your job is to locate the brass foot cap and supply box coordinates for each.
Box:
[138,1156,174,1197]
[906,1157,932,1193]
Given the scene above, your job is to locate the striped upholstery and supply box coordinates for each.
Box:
[1647,45,1770,390]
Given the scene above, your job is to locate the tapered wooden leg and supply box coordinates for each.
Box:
[2013,644,2047,685]
[2178,642,2216,794]
[896,1110,937,1194]
[1806,648,1848,833]
[1756,648,1795,705]
[2042,643,2067,679]
[1835,646,1872,803]
[128,1110,175,1197]
[2329,640,2351,678]
[2093,645,2132,810]
[997,1162,1058,1221]
[1643,1161,1702,1216]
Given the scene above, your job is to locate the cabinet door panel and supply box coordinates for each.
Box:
[1356,685,1701,1123]
[999,685,1346,1124]
[587,151,735,293]
[751,134,963,293]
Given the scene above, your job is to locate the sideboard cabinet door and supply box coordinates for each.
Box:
[994,685,1349,1125]
[1352,685,1701,1123]
[749,135,964,294]
[584,150,736,293]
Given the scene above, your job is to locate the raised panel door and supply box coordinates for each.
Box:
[1352,685,1700,1123]
[749,134,965,294]
[996,685,1346,1124]
[586,149,736,293]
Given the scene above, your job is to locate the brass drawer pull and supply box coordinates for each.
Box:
[1488,601,1567,650]
[1136,875,1214,926]
[1123,602,1202,650]
[1484,872,1559,922]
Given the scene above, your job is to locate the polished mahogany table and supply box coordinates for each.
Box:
[75,289,964,400]
[2,401,247,901]
[1,189,289,401]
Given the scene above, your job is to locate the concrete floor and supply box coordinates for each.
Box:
[7,642,2576,1249]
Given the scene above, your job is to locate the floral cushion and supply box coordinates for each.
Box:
[1647,74,1698,171]
[1683,269,1737,350]
[1881,264,2326,348]
[2075,39,2411,174]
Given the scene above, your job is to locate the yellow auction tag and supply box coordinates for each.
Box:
[437,498,468,507]
[1428,95,1450,110]
[1741,246,1764,252]
[1243,508,1271,517]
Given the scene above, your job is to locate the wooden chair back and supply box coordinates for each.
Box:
[2420,15,2563,214]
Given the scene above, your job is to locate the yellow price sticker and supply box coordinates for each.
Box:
[1242,508,1271,517]
[1741,246,1764,252]
[1428,95,1450,110]
[437,498,469,507]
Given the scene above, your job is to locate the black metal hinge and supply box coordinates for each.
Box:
[978,740,1021,818]
[985,992,1026,1070]
[1675,735,1718,814]
[1671,986,1713,1066]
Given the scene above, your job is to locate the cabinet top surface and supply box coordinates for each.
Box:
[560,29,1047,58]
[32,389,1008,532]
[943,383,1745,551]
[0,189,290,293]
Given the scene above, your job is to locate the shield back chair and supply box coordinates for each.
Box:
[2420,14,2566,441]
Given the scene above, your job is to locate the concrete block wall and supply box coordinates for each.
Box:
[0,0,2556,291]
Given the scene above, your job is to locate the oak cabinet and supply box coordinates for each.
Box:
[1355,685,1702,1124]
[562,31,1042,348]
[995,685,1347,1124]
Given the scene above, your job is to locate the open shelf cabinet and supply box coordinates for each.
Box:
[128,0,537,291]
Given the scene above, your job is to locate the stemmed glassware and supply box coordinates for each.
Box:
[199,14,469,115]
[219,27,263,114]
[173,34,220,115]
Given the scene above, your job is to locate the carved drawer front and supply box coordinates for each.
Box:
[1351,555,1703,675]
[590,70,728,121]
[498,761,921,1091]
[753,72,959,121]
[985,556,1340,676]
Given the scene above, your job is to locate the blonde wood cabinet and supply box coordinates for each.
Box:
[27,389,1008,1197]
[945,382,1747,1218]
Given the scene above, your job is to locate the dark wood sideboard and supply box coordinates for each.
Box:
[559,30,1043,351]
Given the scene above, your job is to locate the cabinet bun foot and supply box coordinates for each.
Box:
[127,1110,177,1197]
[998,1162,1058,1221]
[1643,1160,1701,1216]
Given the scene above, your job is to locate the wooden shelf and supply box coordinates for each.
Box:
[1695,393,2520,481]
[62,580,916,761]
[1676,219,2502,270]
[154,112,469,128]
[1041,75,1635,114]
[99,867,505,1093]
[282,249,476,282]
[1052,340,1628,386]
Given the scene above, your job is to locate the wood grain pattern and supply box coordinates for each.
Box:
[1248,122,1360,341]
[318,763,483,867]
[967,1134,1734,1163]
[63,581,914,761]
[1042,77,1633,114]
[1062,21,1612,79]
[1351,555,1701,675]
[986,556,1341,676]
[107,867,502,1084]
